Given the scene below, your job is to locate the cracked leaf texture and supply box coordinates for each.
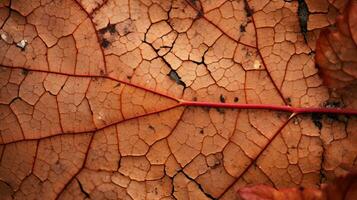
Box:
[0,0,356,199]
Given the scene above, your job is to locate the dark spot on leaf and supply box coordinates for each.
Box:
[240,24,246,32]
[21,69,29,76]
[122,26,132,36]
[298,0,309,42]
[320,170,327,183]
[92,77,99,82]
[243,0,253,17]
[101,38,110,48]
[127,75,132,80]
[220,94,225,103]
[196,10,203,18]
[324,100,343,108]
[148,125,155,131]
[187,0,203,18]
[339,115,349,123]
[199,129,204,134]
[107,24,117,34]
[99,23,117,35]
[327,114,339,122]
[168,70,186,88]
[216,108,225,114]
[193,97,197,101]
[234,97,239,102]
[293,117,300,125]
[324,100,345,122]
[308,51,315,56]
[311,113,323,130]
[203,107,210,112]
[99,28,106,35]
[100,70,105,76]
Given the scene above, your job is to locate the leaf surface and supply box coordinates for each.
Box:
[0,0,356,199]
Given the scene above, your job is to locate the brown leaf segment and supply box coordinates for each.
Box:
[316,0,357,90]
[0,0,356,199]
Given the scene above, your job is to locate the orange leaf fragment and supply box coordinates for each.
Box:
[315,0,357,89]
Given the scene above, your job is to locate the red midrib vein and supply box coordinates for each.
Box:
[179,100,357,115]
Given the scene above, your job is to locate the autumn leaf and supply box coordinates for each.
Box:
[314,0,357,111]
[315,0,357,90]
[0,0,356,199]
